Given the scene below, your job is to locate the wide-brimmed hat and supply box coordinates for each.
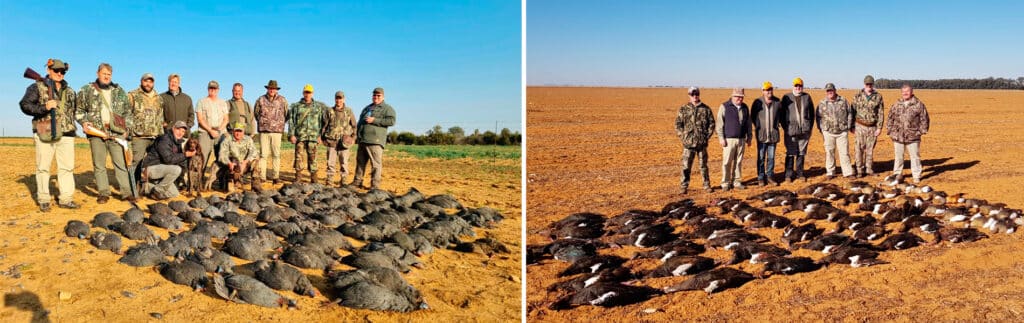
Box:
[731,88,745,97]
[264,80,280,89]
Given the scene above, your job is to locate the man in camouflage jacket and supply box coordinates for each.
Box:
[76,63,135,203]
[887,84,930,184]
[217,122,260,191]
[674,87,715,193]
[321,90,357,186]
[288,84,326,183]
[253,80,288,183]
[19,58,79,211]
[816,83,855,179]
[851,75,885,177]
[127,73,165,167]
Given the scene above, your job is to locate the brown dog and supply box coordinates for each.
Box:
[184,137,205,197]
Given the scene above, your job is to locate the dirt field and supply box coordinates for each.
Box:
[526,87,1024,321]
[0,138,521,322]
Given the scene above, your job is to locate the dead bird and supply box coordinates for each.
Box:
[360,242,424,270]
[342,251,408,273]
[119,243,166,267]
[452,237,512,256]
[549,282,662,310]
[192,220,230,239]
[817,245,887,267]
[706,228,768,248]
[122,207,145,224]
[746,189,798,203]
[874,232,926,250]
[840,192,878,207]
[661,201,708,220]
[116,222,156,241]
[187,247,235,273]
[64,220,90,239]
[168,200,190,213]
[797,183,843,196]
[254,260,317,297]
[688,218,743,239]
[832,214,878,233]
[614,222,678,248]
[796,233,856,253]
[646,256,717,278]
[90,231,123,254]
[328,266,428,312]
[852,225,889,241]
[712,197,749,214]
[812,186,846,201]
[663,267,754,294]
[91,211,124,230]
[933,227,988,243]
[425,193,463,210]
[213,273,295,309]
[558,255,628,277]
[159,260,209,291]
[548,267,635,292]
[899,215,941,233]
[781,223,824,247]
[605,210,658,234]
[757,255,821,277]
[458,206,505,228]
[735,208,791,229]
[545,212,607,240]
[631,239,706,261]
[544,239,601,263]
[844,180,875,194]
[148,211,185,230]
[282,245,337,270]
[725,241,791,264]
[798,204,850,223]
[780,198,832,214]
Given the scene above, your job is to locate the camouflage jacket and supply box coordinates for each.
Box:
[127,88,165,138]
[228,98,255,136]
[288,99,327,141]
[851,90,885,128]
[254,94,288,133]
[76,82,133,138]
[322,105,357,146]
[218,135,258,164]
[20,78,77,137]
[674,101,715,148]
[887,96,929,143]
[816,95,853,134]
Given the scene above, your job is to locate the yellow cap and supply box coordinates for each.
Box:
[762,81,773,90]
[792,77,804,86]
[303,84,314,93]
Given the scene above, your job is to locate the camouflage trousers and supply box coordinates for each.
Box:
[853,123,879,175]
[680,146,710,189]
[293,141,318,175]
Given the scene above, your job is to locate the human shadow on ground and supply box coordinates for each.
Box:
[4,291,51,323]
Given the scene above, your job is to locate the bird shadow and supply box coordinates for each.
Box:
[3,291,51,323]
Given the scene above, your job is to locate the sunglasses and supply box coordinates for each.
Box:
[335,96,344,99]
[53,69,67,75]
[303,91,312,94]
[689,93,700,96]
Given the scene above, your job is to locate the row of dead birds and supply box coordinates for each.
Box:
[64,182,509,312]
[528,175,1021,310]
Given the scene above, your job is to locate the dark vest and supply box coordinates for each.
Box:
[723,101,745,138]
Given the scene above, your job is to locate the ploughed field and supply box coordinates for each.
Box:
[0,138,521,322]
[526,87,1024,321]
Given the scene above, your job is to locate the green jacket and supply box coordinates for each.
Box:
[76,82,133,138]
[356,101,396,146]
[288,99,327,142]
[228,97,255,136]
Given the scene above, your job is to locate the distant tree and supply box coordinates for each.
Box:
[387,131,398,144]
[396,131,416,145]
[448,126,465,144]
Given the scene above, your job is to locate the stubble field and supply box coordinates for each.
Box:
[0,139,521,322]
[526,87,1024,321]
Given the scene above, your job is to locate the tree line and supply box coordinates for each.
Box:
[387,125,522,145]
[874,77,1024,90]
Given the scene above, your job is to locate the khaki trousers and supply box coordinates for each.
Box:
[258,132,282,180]
[325,140,351,184]
[823,131,854,177]
[88,136,131,199]
[34,135,76,204]
[893,141,923,180]
[352,144,384,189]
[720,138,745,188]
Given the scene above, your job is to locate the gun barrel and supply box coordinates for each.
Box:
[23,67,43,82]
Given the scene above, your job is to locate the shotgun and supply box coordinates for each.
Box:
[23,67,57,139]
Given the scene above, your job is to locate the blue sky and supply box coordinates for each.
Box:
[1,1,521,137]
[528,0,1024,88]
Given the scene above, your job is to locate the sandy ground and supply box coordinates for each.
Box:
[526,87,1024,321]
[0,138,521,322]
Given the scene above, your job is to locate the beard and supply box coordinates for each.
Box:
[142,84,154,93]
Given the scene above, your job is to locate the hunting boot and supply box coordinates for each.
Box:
[252,176,263,190]
[795,155,807,182]
[784,155,795,182]
[310,171,318,184]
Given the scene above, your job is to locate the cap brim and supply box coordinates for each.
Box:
[264,86,280,89]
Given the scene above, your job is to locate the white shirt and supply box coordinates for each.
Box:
[197,97,228,130]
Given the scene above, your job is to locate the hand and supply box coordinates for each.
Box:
[874,128,881,137]
[290,136,297,144]
[228,162,235,169]
[45,100,57,110]
[317,138,322,145]
[719,138,727,147]
[210,130,219,138]
[746,139,752,146]
[366,116,375,124]
[83,122,93,129]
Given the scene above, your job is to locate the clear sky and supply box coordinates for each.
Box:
[528,0,1024,88]
[1,0,521,137]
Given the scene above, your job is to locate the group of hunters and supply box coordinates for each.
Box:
[674,76,930,194]
[20,59,397,212]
